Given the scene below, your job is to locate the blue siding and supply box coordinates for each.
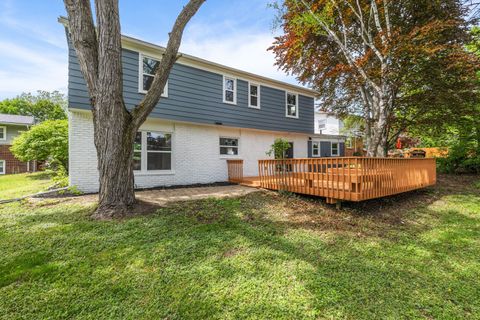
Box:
[67,35,315,134]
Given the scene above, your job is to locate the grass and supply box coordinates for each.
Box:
[0,172,53,200]
[0,175,479,319]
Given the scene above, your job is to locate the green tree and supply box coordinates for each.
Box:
[10,120,68,170]
[0,90,66,122]
[270,0,479,156]
[267,138,292,159]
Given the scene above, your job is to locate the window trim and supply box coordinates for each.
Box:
[0,160,5,174]
[219,136,240,157]
[0,126,6,141]
[331,142,339,156]
[138,53,168,97]
[248,82,260,109]
[222,75,237,105]
[285,92,299,119]
[311,141,321,157]
[133,130,174,174]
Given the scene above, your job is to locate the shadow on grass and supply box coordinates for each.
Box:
[25,171,52,181]
[1,174,479,318]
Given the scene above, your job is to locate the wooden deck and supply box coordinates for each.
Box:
[227,157,436,203]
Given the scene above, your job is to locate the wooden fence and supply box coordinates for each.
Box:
[226,159,244,183]
[257,157,436,203]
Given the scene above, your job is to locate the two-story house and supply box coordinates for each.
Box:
[61,17,346,193]
[0,114,35,174]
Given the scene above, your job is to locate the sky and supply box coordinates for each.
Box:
[0,0,301,100]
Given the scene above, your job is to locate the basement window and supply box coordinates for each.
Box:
[139,53,168,97]
[220,137,239,155]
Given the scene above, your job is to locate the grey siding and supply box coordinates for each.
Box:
[0,124,29,145]
[67,35,315,134]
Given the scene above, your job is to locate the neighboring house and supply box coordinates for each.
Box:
[0,114,35,175]
[60,17,345,193]
[314,111,344,135]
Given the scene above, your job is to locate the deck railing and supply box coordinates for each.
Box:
[258,157,436,202]
[227,159,244,183]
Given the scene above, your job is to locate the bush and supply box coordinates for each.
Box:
[437,143,480,174]
[10,120,68,170]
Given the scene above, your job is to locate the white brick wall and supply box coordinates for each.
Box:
[69,109,310,193]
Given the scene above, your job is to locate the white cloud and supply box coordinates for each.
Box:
[0,41,67,99]
[179,21,302,87]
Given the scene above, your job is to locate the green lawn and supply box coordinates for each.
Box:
[0,175,479,319]
[0,172,53,200]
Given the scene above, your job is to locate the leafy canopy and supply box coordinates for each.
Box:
[10,120,68,169]
[0,91,66,122]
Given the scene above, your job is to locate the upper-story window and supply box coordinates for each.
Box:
[223,76,237,105]
[0,126,5,140]
[248,83,260,109]
[139,54,168,97]
[286,92,298,118]
[331,142,339,156]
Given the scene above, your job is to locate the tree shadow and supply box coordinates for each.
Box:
[1,173,479,318]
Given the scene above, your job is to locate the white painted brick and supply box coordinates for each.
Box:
[69,110,310,193]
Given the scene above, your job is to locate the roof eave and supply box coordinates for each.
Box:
[58,16,318,98]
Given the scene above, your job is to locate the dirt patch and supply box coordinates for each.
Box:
[232,174,479,239]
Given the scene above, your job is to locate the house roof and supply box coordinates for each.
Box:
[0,114,35,126]
[58,16,318,98]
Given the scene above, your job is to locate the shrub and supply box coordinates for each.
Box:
[437,143,480,174]
[10,120,68,170]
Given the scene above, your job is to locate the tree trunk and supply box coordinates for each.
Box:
[364,90,390,158]
[92,97,137,218]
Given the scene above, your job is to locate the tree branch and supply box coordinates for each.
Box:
[63,0,99,103]
[131,0,205,129]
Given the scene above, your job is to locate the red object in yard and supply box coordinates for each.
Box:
[396,138,402,149]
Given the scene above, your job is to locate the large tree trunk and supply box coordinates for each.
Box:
[64,0,205,218]
[92,100,137,218]
[364,89,390,158]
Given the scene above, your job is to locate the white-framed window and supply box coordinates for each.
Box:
[248,82,260,109]
[0,160,5,174]
[312,141,320,157]
[0,126,6,141]
[286,92,298,118]
[223,76,237,105]
[331,142,339,156]
[318,119,326,131]
[219,137,239,155]
[139,53,168,97]
[133,131,172,172]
